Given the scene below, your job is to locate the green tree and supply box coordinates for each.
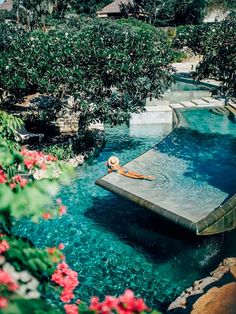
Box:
[123,0,208,25]
[0,19,174,128]
[13,0,57,30]
[173,23,213,54]
[196,13,236,96]
[68,0,111,16]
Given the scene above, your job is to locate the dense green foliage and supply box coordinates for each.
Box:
[0,110,23,143]
[173,23,213,54]
[0,9,15,23]
[13,0,58,30]
[173,13,236,96]
[4,236,58,278]
[122,0,208,25]
[68,0,111,16]
[196,13,236,96]
[0,19,173,128]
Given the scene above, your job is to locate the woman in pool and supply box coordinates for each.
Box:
[106,156,155,181]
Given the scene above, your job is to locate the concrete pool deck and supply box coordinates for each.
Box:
[97,108,236,235]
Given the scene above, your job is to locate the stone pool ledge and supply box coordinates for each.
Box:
[97,107,236,236]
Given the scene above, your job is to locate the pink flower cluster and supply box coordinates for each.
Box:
[0,269,19,292]
[0,240,10,254]
[51,262,79,303]
[0,170,7,184]
[64,304,79,314]
[10,175,28,189]
[89,290,149,314]
[21,148,57,170]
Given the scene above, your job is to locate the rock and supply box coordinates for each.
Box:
[191,283,236,314]
[223,257,236,268]
[230,265,236,279]
[76,155,85,165]
[68,158,79,168]
[168,257,236,311]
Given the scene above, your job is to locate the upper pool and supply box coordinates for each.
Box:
[14,110,236,312]
[171,80,211,91]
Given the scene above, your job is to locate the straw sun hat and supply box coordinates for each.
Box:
[108,156,119,167]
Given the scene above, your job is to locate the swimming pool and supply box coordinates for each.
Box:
[14,111,236,312]
[164,79,214,104]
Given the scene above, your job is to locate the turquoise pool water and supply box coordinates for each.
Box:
[14,112,236,312]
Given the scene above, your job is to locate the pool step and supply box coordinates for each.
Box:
[170,103,184,109]
[210,106,229,115]
[202,97,219,103]
[227,105,236,115]
[131,97,229,124]
[180,101,197,107]
[191,99,210,106]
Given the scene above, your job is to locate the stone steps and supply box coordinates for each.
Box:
[130,96,229,125]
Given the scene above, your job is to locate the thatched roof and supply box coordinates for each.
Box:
[97,0,133,15]
[0,0,13,11]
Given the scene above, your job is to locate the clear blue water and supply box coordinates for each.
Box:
[14,111,236,312]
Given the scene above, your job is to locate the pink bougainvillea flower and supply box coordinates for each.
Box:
[89,290,149,314]
[42,213,52,220]
[19,178,28,188]
[64,304,79,314]
[76,299,81,304]
[23,158,36,170]
[0,240,10,254]
[58,243,65,250]
[134,298,149,312]
[0,170,7,184]
[9,182,17,189]
[21,149,57,170]
[12,175,28,188]
[0,296,8,309]
[60,290,75,303]
[89,297,101,312]
[59,205,67,216]
[51,262,79,304]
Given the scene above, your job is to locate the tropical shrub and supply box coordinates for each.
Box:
[0,111,23,148]
[42,143,75,161]
[0,19,173,128]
